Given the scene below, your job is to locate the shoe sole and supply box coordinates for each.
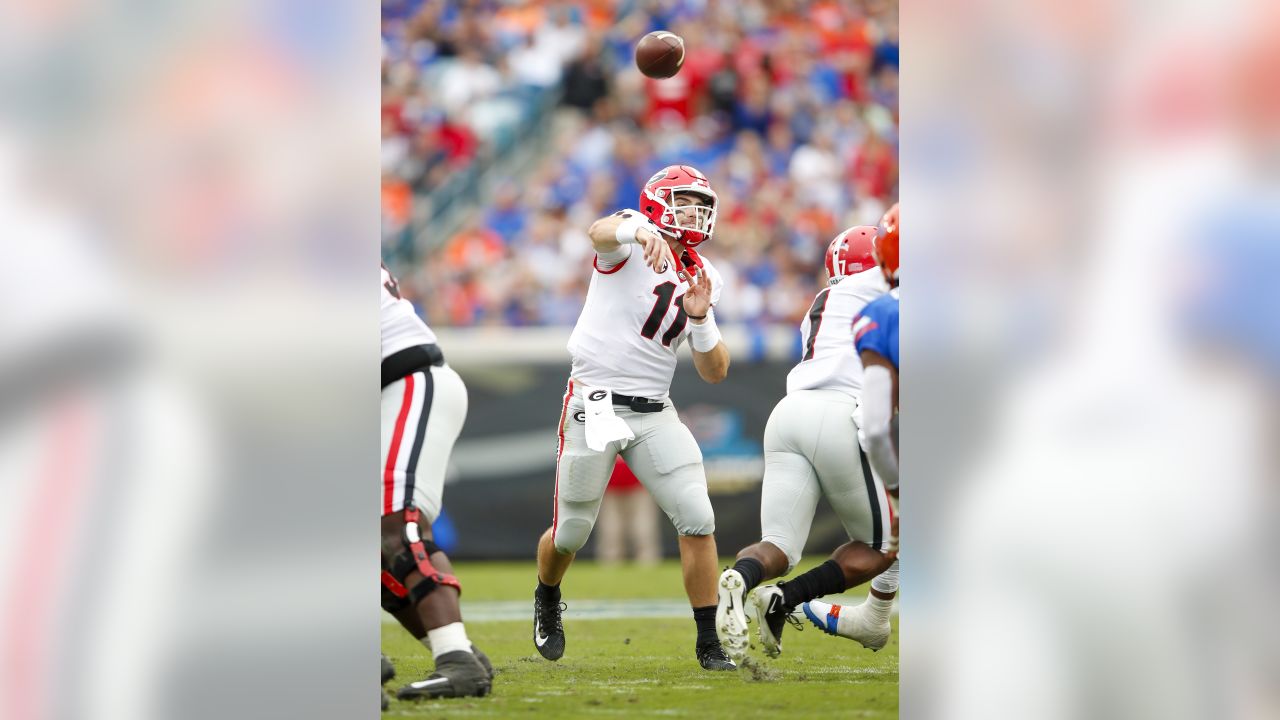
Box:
[750,588,782,658]
[715,572,750,662]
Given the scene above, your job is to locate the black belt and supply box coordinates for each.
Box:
[610,392,665,414]
[382,344,445,388]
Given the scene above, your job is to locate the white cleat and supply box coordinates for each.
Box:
[715,569,751,662]
[802,598,892,651]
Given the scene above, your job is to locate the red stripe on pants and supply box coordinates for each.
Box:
[383,375,415,515]
[551,379,574,543]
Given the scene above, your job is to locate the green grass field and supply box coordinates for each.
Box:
[381,558,898,718]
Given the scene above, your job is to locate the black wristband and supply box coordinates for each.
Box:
[686,312,707,320]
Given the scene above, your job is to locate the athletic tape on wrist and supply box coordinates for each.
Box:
[615,215,652,245]
[689,310,721,352]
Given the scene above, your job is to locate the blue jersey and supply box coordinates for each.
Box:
[853,288,899,370]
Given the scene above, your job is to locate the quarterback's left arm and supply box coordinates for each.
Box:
[683,267,729,384]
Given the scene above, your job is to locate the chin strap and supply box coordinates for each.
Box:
[676,245,704,282]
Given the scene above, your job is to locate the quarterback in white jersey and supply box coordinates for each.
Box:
[533,165,737,672]
[379,263,493,700]
[715,226,898,663]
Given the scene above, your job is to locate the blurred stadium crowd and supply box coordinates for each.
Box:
[382,0,898,327]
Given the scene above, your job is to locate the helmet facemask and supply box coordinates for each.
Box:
[654,189,716,246]
[640,165,718,247]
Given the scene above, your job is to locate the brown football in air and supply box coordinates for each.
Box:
[635,31,685,79]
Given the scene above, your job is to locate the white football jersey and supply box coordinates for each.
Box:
[381,263,437,360]
[568,219,724,399]
[785,269,888,398]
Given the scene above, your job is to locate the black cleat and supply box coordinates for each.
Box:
[533,592,567,661]
[396,650,491,700]
[471,644,495,680]
[696,640,738,671]
[751,584,801,658]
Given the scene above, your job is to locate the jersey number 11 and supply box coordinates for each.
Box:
[640,281,689,347]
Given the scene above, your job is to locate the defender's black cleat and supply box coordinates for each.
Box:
[696,640,738,671]
[396,650,492,700]
[533,593,567,661]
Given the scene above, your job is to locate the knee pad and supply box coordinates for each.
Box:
[672,483,715,537]
[387,507,461,604]
[554,516,593,554]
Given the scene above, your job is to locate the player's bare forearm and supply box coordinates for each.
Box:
[692,341,729,384]
[587,214,625,253]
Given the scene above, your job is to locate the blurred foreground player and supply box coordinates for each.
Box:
[805,206,901,649]
[532,165,737,671]
[716,225,897,662]
[380,263,493,701]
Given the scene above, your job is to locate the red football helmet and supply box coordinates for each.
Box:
[639,165,718,247]
[825,226,878,283]
[874,222,900,286]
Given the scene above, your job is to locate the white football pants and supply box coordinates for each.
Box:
[550,379,715,554]
[380,364,468,520]
[759,389,894,572]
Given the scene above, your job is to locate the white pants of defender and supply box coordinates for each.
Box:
[761,389,894,572]
[380,364,468,520]
[550,380,715,554]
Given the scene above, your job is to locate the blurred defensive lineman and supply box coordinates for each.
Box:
[804,207,901,647]
[716,225,897,662]
[531,165,737,671]
[380,263,493,702]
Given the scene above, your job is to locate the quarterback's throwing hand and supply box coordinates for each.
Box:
[638,227,674,274]
[682,266,713,319]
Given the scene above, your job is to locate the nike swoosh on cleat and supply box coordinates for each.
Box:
[534,620,550,647]
[407,678,450,690]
